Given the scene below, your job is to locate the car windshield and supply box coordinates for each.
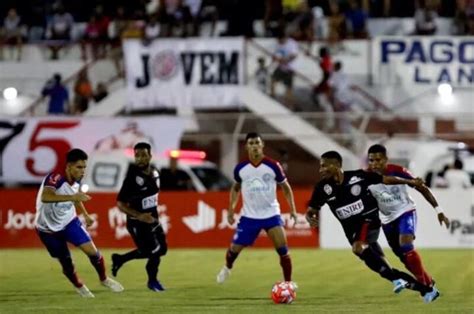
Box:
[190,167,232,191]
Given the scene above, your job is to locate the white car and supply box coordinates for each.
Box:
[83,150,232,193]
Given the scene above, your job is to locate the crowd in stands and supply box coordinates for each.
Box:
[0,0,472,61]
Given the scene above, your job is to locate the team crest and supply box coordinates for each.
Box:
[262,173,272,182]
[324,184,332,195]
[136,176,144,186]
[351,184,361,196]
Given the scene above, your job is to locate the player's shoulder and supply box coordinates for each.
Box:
[44,172,66,188]
[235,159,251,171]
[385,164,413,177]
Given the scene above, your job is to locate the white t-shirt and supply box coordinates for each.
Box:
[274,38,298,71]
[234,157,287,219]
[35,172,79,232]
[329,70,353,105]
[444,169,472,189]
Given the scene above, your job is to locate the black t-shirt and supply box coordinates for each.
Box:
[117,165,160,218]
[309,170,383,226]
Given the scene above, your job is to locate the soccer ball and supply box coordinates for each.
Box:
[271,281,296,304]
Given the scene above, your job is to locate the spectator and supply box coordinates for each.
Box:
[92,5,110,58]
[108,6,128,77]
[328,61,354,138]
[93,82,109,103]
[327,2,346,48]
[144,14,161,43]
[345,0,369,38]
[160,156,193,190]
[264,0,284,36]
[73,69,93,114]
[452,0,469,35]
[255,56,269,92]
[288,1,315,45]
[41,74,70,115]
[81,16,101,60]
[314,46,333,97]
[26,1,46,41]
[46,4,74,59]
[414,0,438,35]
[0,8,23,61]
[432,164,449,188]
[444,159,472,189]
[158,0,193,37]
[270,29,298,110]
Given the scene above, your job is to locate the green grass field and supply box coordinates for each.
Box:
[0,249,473,313]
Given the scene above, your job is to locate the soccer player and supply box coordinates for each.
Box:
[35,148,124,298]
[367,144,450,299]
[216,132,298,285]
[305,151,439,302]
[111,142,168,292]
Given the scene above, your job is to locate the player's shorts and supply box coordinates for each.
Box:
[272,68,294,87]
[232,215,284,246]
[36,217,91,258]
[127,218,167,256]
[383,210,417,239]
[342,217,381,245]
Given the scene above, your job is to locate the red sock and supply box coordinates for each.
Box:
[225,248,239,269]
[89,254,107,281]
[404,250,432,286]
[279,254,292,281]
[59,257,83,288]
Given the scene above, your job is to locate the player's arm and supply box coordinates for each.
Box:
[414,184,450,228]
[227,182,241,225]
[116,201,156,224]
[305,205,320,228]
[41,187,90,203]
[305,184,325,228]
[75,201,94,227]
[280,180,298,225]
[382,175,423,188]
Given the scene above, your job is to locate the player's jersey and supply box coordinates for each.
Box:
[234,157,287,219]
[309,170,383,226]
[35,172,79,232]
[117,164,160,219]
[367,164,416,224]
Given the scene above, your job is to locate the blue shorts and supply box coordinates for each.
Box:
[382,210,417,239]
[232,215,284,246]
[37,217,92,258]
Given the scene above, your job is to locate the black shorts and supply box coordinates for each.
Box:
[342,217,381,245]
[126,218,167,256]
[272,68,293,87]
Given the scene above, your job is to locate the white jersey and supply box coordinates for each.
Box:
[234,157,287,219]
[35,172,79,232]
[367,164,416,224]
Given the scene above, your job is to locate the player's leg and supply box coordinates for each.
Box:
[217,216,260,283]
[266,215,292,282]
[146,224,168,292]
[111,219,149,276]
[397,211,433,286]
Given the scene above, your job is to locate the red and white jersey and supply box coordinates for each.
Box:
[35,172,79,232]
[234,157,287,219]
[367,164,416,224]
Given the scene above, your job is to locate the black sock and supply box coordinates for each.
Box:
[360,247,397,281]
[146,255,161,282]
[392,268,432,295]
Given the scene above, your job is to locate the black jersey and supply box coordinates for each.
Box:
[309,170,383,226]
[117,164,160,218]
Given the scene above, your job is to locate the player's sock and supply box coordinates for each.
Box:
[89,252,107,281]
[403,249,433,286]
[59,257,83,288]
[359,247,398,281]
[146,255,161,282]
[277,246,292,281]
[225,248,239,269]
[392,268,432,295]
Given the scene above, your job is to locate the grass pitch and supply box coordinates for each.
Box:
[0,248,473,313]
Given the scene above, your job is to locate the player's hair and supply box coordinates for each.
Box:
[245,132,262,142]
[66,149,88,163]
[321,151,342,166]
[134,142,152,153]
[368,144,387,156]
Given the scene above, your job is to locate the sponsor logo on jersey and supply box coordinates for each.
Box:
[348,176,363,185]
[324,184,332,195]
[142,194,158,209]
[335,200,364,220]
[136,176,144,186]
[351,184,361,196]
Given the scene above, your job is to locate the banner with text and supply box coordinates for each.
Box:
[372,37,474,86]
[0,189,317,248]
[320,189,474,249]
[0,116,185,183]
[123,38,244,111]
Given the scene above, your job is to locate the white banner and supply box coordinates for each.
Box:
[372,37,474,86]
[123,38,244,111]
[0,116,185,183]
[321,189,474,249]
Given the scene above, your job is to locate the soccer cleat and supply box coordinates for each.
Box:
[288,281,298,291]
[101,277,124,292]
[147,280,166,292]
[216,266,231,284]
[423,286,440,303]
[111,254,123,277]
[75,285,95,298]
[392,279,408,294]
